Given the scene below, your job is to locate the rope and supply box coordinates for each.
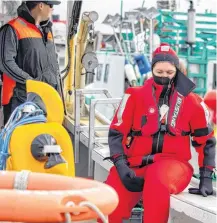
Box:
[65,201,108,223]
[0,102,46,170]
[14,170,31,190]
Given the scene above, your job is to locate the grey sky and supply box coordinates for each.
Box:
[54,0,217,21]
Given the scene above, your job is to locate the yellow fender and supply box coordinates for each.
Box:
[7,122,75,177]
[26,80,64,124]
[6,80,75,176]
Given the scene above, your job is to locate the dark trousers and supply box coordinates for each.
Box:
[3,96,22,125]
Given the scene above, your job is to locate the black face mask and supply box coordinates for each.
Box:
[153,75,172,85]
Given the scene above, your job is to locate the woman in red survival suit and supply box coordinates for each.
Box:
[104,43,216,223]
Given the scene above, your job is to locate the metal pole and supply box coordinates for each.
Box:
[149,18,153,62]
[74,90,81,163]
[113,27,124,55]
[88,100,96,177]
[140,18,144,34]
[131,22,138,53]
[125,27,131,53]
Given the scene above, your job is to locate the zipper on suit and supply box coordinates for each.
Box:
[155,131,161,153]
[152,83,171,154]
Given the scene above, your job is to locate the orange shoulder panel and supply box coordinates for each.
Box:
[9,17,42,40]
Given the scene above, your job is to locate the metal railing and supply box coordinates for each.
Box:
[88,97,121,176]
[74,88,121,174]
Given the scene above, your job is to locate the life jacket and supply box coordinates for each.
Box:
[130,76,195,137]
[2,74,16,105]
[2,16,55,105]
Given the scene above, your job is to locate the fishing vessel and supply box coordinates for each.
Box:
[0,0,216,222]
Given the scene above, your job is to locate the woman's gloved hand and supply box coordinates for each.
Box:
[188,167,213,197]
[114,155,144,192]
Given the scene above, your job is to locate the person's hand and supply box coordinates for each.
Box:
[114,155,144,192]
[188,167,213,197]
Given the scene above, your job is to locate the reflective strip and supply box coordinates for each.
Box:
[115,94,130,126]
[200,101,210,125]
[171,94,183,128]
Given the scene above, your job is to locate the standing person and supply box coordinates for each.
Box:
[104,43,216,223]
[0,0,61,124]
